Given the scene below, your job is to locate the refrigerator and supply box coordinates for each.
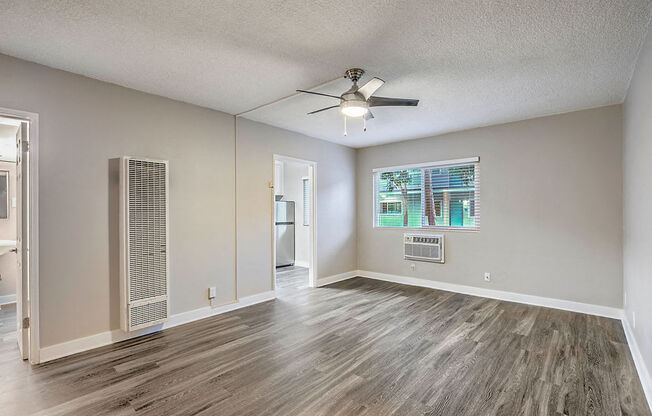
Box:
[275,200,295,268]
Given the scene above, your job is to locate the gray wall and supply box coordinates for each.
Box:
[0,54,237,347]
[357,105,623,308]
[0,55,351,350]
[0,54,358,348]
[236,118,356,296]
[624,27,652,382]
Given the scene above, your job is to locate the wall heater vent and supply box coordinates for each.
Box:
[404,234,444,263]
[120,157,169,331]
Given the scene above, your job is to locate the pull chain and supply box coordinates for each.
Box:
[363,116,367,132]
[343,116,347,136]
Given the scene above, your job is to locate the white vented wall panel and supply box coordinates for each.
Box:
[120,157,169,331]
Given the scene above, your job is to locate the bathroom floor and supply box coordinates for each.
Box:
[0,302,16,355]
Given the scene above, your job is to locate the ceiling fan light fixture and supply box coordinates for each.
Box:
[298,68,418,122]
[340,101,368,117]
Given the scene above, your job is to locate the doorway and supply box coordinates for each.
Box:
[0,109,39,364]
[272,155,316,292]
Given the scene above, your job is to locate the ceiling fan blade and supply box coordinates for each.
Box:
[357,77,385,100]
[296,90,341,100]
[364,111,374,120]
[368,96,419,107]
[307,105,339,115]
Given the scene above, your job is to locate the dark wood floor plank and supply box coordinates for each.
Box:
[0,276,649,416]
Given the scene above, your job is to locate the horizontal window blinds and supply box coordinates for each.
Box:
[302,178,310,226]
[374,158,480,230]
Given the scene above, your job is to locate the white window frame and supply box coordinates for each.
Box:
[373,157,480,231]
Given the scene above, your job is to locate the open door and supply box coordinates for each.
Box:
[15,121,29,360]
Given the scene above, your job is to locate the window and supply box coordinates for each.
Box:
[302,177,310,226]
[373,157,480,230]
[434,200,442,217]
[0,171,7,219]
[380,201,402,215]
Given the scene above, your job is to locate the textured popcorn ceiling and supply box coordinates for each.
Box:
[1,1,650,147]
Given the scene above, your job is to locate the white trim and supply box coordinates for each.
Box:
[0,294,16,305]
[294,260,310,268]
[372,156,479,173]
[39,290,276,363]
[622,317,652,412]
[0,107,40,364]
[316,270,359,287]
[357,270,623,319]
[236,290,276,307]
[309,160,317,287]
[373,226,479,232]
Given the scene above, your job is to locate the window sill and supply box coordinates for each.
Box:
[373,226,479,233]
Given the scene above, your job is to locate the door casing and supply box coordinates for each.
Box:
[0,108,40,364]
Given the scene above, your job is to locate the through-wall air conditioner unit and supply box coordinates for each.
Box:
[404,233,444,263]
[120,157,170,331]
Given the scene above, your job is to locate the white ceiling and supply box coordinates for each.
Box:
[1,1,650,147]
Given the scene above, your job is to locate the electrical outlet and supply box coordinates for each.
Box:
[208,287,216,300]
[484,272,491,282]
[410,263,416,271]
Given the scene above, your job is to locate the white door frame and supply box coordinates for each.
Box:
[0,107,40,364]
[272,154,317,289]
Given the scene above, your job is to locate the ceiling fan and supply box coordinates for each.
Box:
[296,68,419,134]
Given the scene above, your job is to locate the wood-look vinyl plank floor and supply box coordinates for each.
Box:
[275,266,309,291]
[0,277,649,415]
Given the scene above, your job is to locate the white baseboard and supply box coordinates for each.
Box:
[237,290,276,307]
[357,270,623,319]
[316,270,360,287]
[0,294,16,305]
[294,261,310,268]
[622,317,652,412]
[39,290,276,363]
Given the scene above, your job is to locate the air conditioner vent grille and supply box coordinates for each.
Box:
[404,233,444,263]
